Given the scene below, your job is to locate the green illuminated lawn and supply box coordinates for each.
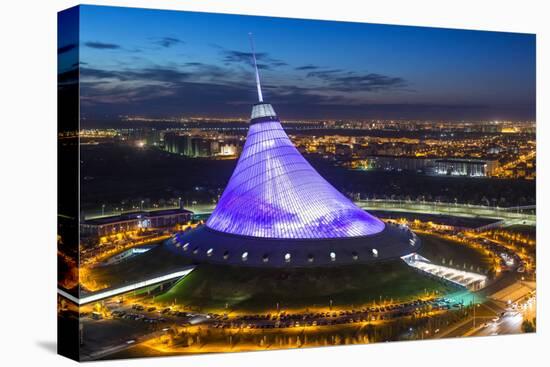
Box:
[85,244,194,291]
[91,234,488,312]
[417,234,492,272]
[155,260,458,312]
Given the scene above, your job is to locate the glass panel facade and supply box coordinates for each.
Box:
[206,105,385,239]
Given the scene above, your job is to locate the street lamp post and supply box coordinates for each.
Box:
[472,294,478,329]
[473,299,476,328]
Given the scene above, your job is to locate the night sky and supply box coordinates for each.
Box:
[58,5,536,122]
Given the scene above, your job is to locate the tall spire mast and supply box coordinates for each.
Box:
[248,32,264,103]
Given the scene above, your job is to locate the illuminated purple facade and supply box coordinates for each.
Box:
[206,104,385,239]
[165,39,418,267]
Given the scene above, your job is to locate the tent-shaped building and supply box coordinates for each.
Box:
[166,39,419,267]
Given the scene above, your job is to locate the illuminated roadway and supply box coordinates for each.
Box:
[355,200,535,226]
[185,200,535,226]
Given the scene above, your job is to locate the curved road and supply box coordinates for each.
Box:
[186,200,535,226]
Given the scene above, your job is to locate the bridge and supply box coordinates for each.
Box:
[58,266,195,306]
[402,253,487,291]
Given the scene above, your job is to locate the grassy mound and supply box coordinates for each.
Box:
[418,234,492,271]
[85,244,193,291]
[156,260,456,312]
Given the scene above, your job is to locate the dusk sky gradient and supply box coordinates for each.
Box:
[58,5,536,121]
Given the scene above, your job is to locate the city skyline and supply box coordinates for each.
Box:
[57,6,537,360]
[58,5,536,122]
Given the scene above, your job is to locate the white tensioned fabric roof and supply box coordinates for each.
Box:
[205,104,385,239]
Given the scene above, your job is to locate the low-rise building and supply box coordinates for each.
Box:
[80,208,193,237]
[433,158,499,177]
[365,156,435,172]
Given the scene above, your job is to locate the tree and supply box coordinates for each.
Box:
[521,319,535,333]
